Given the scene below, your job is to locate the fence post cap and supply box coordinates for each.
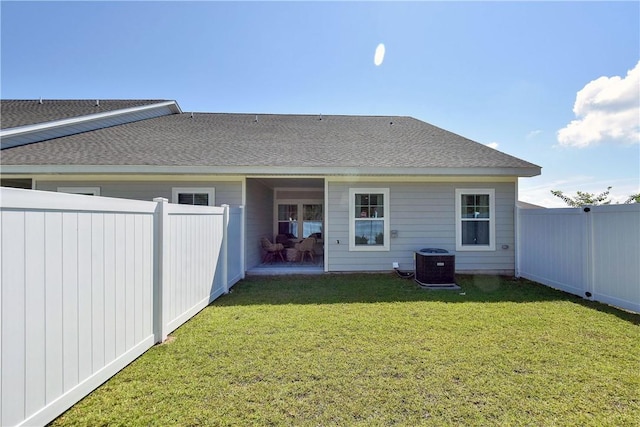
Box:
[153,197,169,203]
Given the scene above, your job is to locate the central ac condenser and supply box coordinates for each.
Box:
[414,248,456,287]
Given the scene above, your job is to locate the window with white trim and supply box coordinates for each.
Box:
[455,188,495,251]
[57,186,101,196]
[349,188,390,251]
[171,187,215,206]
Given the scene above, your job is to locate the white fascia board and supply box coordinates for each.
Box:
[0,173,517,184]
[23,174,244,182]
[0,101,182,138]
[326,175,518,183]
[0,165,541,177]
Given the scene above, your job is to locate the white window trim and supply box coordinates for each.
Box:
[455,188,496,251]
[57,186,101,196]
[349,187,390,252]
[171,187,215,206]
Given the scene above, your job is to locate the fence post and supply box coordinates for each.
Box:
[240,205,246,280]
[583,206,594,299]
[515,206,521,278]
[222,204,229,294]
[153,197,169,343]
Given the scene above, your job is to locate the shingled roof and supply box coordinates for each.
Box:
[0,108,540,176]
[0,99,169,129]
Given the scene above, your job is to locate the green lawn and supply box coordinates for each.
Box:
[52,274,640,426]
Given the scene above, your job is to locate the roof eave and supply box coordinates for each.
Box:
[0,165,542,178]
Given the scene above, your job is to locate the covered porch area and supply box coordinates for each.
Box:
[245,177,326,274]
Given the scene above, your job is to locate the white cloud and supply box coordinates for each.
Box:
[526,130,542,139]
[374,43,385,66]
[557,61,640,147]
[485,142,499,149]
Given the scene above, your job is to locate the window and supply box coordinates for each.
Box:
[349,188,390,251]
[276,203,323,238]
[455,189,495,251]
[303,204,323,237]
[57,187,101,196]
[278,204,298,237]
[171,187,215,206]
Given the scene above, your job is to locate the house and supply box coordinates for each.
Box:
[1,99,541,275]
[516,200,546,209]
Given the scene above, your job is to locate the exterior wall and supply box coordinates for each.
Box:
[35,180,243,207]
[244,179,274,269]
[31,176,518,274]
[326,180,517,274]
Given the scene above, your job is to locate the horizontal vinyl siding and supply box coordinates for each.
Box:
[244,179,274,270]
[36,180,243,207]
[327,181,516,273]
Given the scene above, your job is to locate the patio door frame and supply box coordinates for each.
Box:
[273,188,324,240]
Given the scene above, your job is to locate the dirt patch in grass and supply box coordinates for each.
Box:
[160,335,176,345]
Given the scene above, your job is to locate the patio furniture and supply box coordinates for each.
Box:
[260,237,285,263]
[294,236,316,263]
[276,233,297,248]
[285,248,298,262]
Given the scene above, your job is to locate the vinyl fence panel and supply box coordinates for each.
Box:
[589,205,640,311]
[227,206,245,287]
[1,189,157,427]
[161,201,226,336]
[517,204,640,313]
[517,208,587,296]
[1,188,243,426]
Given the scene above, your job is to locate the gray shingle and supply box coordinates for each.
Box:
[1,99,170,129]
[0,111,540,172]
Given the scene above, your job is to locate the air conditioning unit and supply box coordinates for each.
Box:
[415,248,457,288]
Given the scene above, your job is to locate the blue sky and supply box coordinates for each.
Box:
[2,1,638,206]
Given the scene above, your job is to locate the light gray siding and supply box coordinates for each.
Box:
[35,178,518,274]
[244,179,274,270]
[326,181,516,274]
[36,180,243,207]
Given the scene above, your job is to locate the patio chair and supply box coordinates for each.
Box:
[294,236,316,263]
[260,237,285,263]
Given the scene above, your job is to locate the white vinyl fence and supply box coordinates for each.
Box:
[517,204,640,313]
[0,188,244,427]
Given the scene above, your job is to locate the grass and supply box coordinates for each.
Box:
[51,274,640,426]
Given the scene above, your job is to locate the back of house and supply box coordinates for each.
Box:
[1,99,541,274]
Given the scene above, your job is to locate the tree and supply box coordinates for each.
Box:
[550,187,612,207]
[625,193,640,204]
[551,187,639,206]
